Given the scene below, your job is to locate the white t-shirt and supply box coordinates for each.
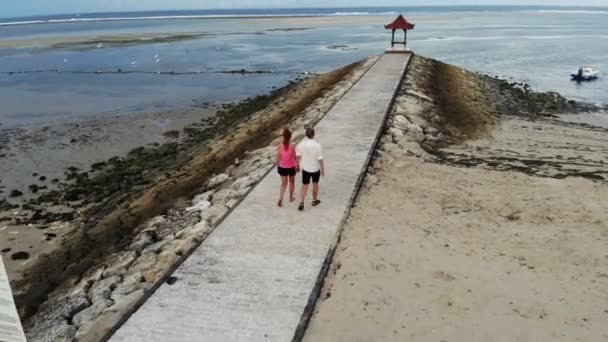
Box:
[296,138,323,172]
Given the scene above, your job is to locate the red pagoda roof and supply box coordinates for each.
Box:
[385,15,415,30]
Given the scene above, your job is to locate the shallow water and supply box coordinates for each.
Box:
[0,6,607,128]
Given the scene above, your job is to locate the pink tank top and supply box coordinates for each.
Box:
[279,144,296,168]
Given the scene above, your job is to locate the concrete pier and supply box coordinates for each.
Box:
[109,52,411,342]
[0,257,26,342]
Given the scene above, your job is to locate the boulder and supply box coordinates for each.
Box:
[46,205,75,221]
[232,186,251,198]
[406,89,434,103]
[212,189,236,205]
[175,221,210,243]
[128,253,158,273]
[192,190,215,203]
[80,265,105,285]
[200,205,228,225]
[388,128,404,138]
[367,175,378,187]
[111,273,147,302]
[232,175,256,190]
[72,298,113,330]
[208,173,229,188]
[185,200,211,213]
[102,251,137,278]
[129,230,156,253]
[26,319,77,342]
[142,251,180,284]
[142,237,172,255]
[75,290,146,342]
[89,275,121,302]
[225,199,238,209]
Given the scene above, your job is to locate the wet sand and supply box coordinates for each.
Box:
[0,106,216,200]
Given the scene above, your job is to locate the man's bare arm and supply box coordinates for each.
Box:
[319,159,325,177]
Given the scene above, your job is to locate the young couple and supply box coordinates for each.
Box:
[276,127,325,211]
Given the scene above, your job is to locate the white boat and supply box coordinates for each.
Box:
[571,66,600,81]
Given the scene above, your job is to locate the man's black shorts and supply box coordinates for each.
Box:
[302,170,321,185]
[278,167,296,177]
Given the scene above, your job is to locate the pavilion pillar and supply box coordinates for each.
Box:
[391,29,395,47]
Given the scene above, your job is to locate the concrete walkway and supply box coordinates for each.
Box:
[109,53,411,342]
[0,258,26,342]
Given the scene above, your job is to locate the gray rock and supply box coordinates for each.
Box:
[44,205,76,221]
[232,175,255,190]
[185,200,211,213]
[192,190,215,204]
[406,89,434,103]
[25,287,90,342]
[45,291,90,319]
[142,237,172,255]
[128,253,158,274]
[102,251,137,278]
[74,290,146,342]
[89,275,121,302]
[367,175,378,186]
[26,319,77,342]
[380,142,400,155]
[136,216,172,240]
[111,273,148,302]
[129,230,156,253]
[80,265,105,285]
[175,221,210,243]
[72,299,113,330]
[232,186,251,198]
[225,199,239,209]
[208,173,229,188]
[212,189,236,205]
[200,205,228,225]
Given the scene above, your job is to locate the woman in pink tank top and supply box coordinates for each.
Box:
[276,128,298,207]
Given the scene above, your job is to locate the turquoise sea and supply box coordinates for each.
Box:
[1,6,607,127]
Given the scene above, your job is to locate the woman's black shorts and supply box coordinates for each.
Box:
[278,167,296,177]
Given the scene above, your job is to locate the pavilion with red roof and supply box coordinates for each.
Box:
[385,15,415,48]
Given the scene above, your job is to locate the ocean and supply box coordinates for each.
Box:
[1,6,607,128]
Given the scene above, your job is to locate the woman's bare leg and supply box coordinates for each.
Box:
[289,175,296,202]
[278,176,288,207]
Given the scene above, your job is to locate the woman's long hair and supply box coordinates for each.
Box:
[282,128,292,148]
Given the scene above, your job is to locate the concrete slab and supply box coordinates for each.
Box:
[0,257,26,342]
[109,53,411,342]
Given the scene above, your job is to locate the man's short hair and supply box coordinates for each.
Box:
[306,127,315,138]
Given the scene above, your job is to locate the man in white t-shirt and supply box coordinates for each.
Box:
[295,127,325,211]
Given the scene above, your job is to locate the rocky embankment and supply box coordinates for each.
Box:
[20,57,378,342]
[305,54,608,342]
[381,55,607,182]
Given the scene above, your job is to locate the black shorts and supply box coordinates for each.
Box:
[278,167,296,177]
[302,170,321,185]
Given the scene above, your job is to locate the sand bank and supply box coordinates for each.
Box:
[304,55,608,341]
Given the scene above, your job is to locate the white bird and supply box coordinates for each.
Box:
[97,43,103,48]
[131,61,137,65]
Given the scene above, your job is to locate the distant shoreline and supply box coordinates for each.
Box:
[2,5,608,27]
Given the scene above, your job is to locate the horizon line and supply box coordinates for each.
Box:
[3,4,608,21]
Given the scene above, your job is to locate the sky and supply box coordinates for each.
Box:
[2,0,608,18]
